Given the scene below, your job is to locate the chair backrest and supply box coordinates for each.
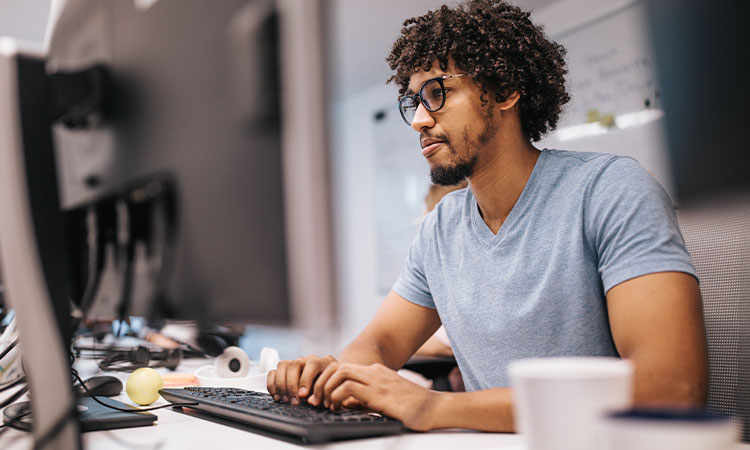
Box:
[677,203,750,442]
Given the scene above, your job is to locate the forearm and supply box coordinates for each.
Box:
[337,291,441,369]
[337,336,403,369]
[428,388,516,432]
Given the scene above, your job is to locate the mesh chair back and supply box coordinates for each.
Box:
[677,204,750,442]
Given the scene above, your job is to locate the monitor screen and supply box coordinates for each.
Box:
[646,0,750,204]
[35,0,337,328]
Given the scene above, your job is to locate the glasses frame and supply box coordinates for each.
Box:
[398,74,467,125]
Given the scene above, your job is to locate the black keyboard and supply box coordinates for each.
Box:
[159,387,404,444]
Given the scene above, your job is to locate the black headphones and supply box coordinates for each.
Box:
[97,346,182,372]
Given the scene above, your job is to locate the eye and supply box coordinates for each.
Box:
[402,96,418,107]
[422,87,445,109]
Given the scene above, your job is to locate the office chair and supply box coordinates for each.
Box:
[402,355,459,392]
[676,202,750,442]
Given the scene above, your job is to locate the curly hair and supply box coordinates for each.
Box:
[386,0,570,142]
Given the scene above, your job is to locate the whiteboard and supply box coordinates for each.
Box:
[534,0,675,197]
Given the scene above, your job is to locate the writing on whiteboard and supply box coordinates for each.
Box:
[556,1,660,129]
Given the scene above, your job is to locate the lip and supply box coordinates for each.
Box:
[421,139,445,157]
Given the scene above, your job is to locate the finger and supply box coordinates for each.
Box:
[323,364,378,405]
[273,361,289,401]
[266,370,277,396]
[298,357,332,400]
[322,364,372,408]
[312,362,339,407]
[285,360,305,405]
[341,395,364,410]
[329,380,369,411]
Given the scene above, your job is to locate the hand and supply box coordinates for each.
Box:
[318,362,440,431]
[267,355,337,405]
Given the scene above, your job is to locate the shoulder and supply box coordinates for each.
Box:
[543,149,659,194]
[542,148,628,174]
[590,155,666,200]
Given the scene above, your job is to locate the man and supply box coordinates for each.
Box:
[267,0,708,432]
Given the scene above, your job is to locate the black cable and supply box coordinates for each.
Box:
[0,385,28,409]
[0,409,31,432]
[117,199,136,326]
[0,339,18,361]
[77,206,103,316]
[8,353,82,445]
[0,383,30,435]
[71,368,197,413]
[0,375,25,393]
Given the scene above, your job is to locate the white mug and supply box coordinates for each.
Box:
[509,357,633,450]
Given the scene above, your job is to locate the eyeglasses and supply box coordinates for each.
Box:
[398,74,467,125]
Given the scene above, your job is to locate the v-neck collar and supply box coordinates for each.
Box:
[470,149,547,244]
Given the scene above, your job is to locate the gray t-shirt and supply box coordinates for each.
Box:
[393,149,696,390]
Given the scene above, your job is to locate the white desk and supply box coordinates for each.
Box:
[87,412,524,449]
[1,358,748,449]
[5,406,750,450]
[0,357,522,449]
[1,398,524,449]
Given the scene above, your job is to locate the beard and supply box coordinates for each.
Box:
[430,155,478,186]
[428,106,496,186]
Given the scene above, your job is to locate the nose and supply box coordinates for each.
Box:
[411,102,435,132]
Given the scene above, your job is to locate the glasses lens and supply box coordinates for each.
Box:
[420,79,445,112]
[399,96,418,125]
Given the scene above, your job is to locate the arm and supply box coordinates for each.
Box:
[313,293,516,431]
[267,290,441,405]
[337,290,442,367]
[607,271,708,406]
[269,292,515,431]
[322,364,516,431]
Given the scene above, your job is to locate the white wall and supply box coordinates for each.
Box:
[0,0,51,44]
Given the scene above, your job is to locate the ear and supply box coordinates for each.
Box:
[498,91,520,111]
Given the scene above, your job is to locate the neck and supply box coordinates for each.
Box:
[468,135,540,234]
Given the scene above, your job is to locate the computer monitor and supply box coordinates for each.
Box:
[645,0,750,204]
[0,0,336,447]
[45,0,337,327]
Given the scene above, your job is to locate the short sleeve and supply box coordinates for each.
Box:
[584,157,697,292]
[392,216,436,309]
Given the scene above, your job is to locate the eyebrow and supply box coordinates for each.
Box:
[405,75,440,96]
[408,71,457,94]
